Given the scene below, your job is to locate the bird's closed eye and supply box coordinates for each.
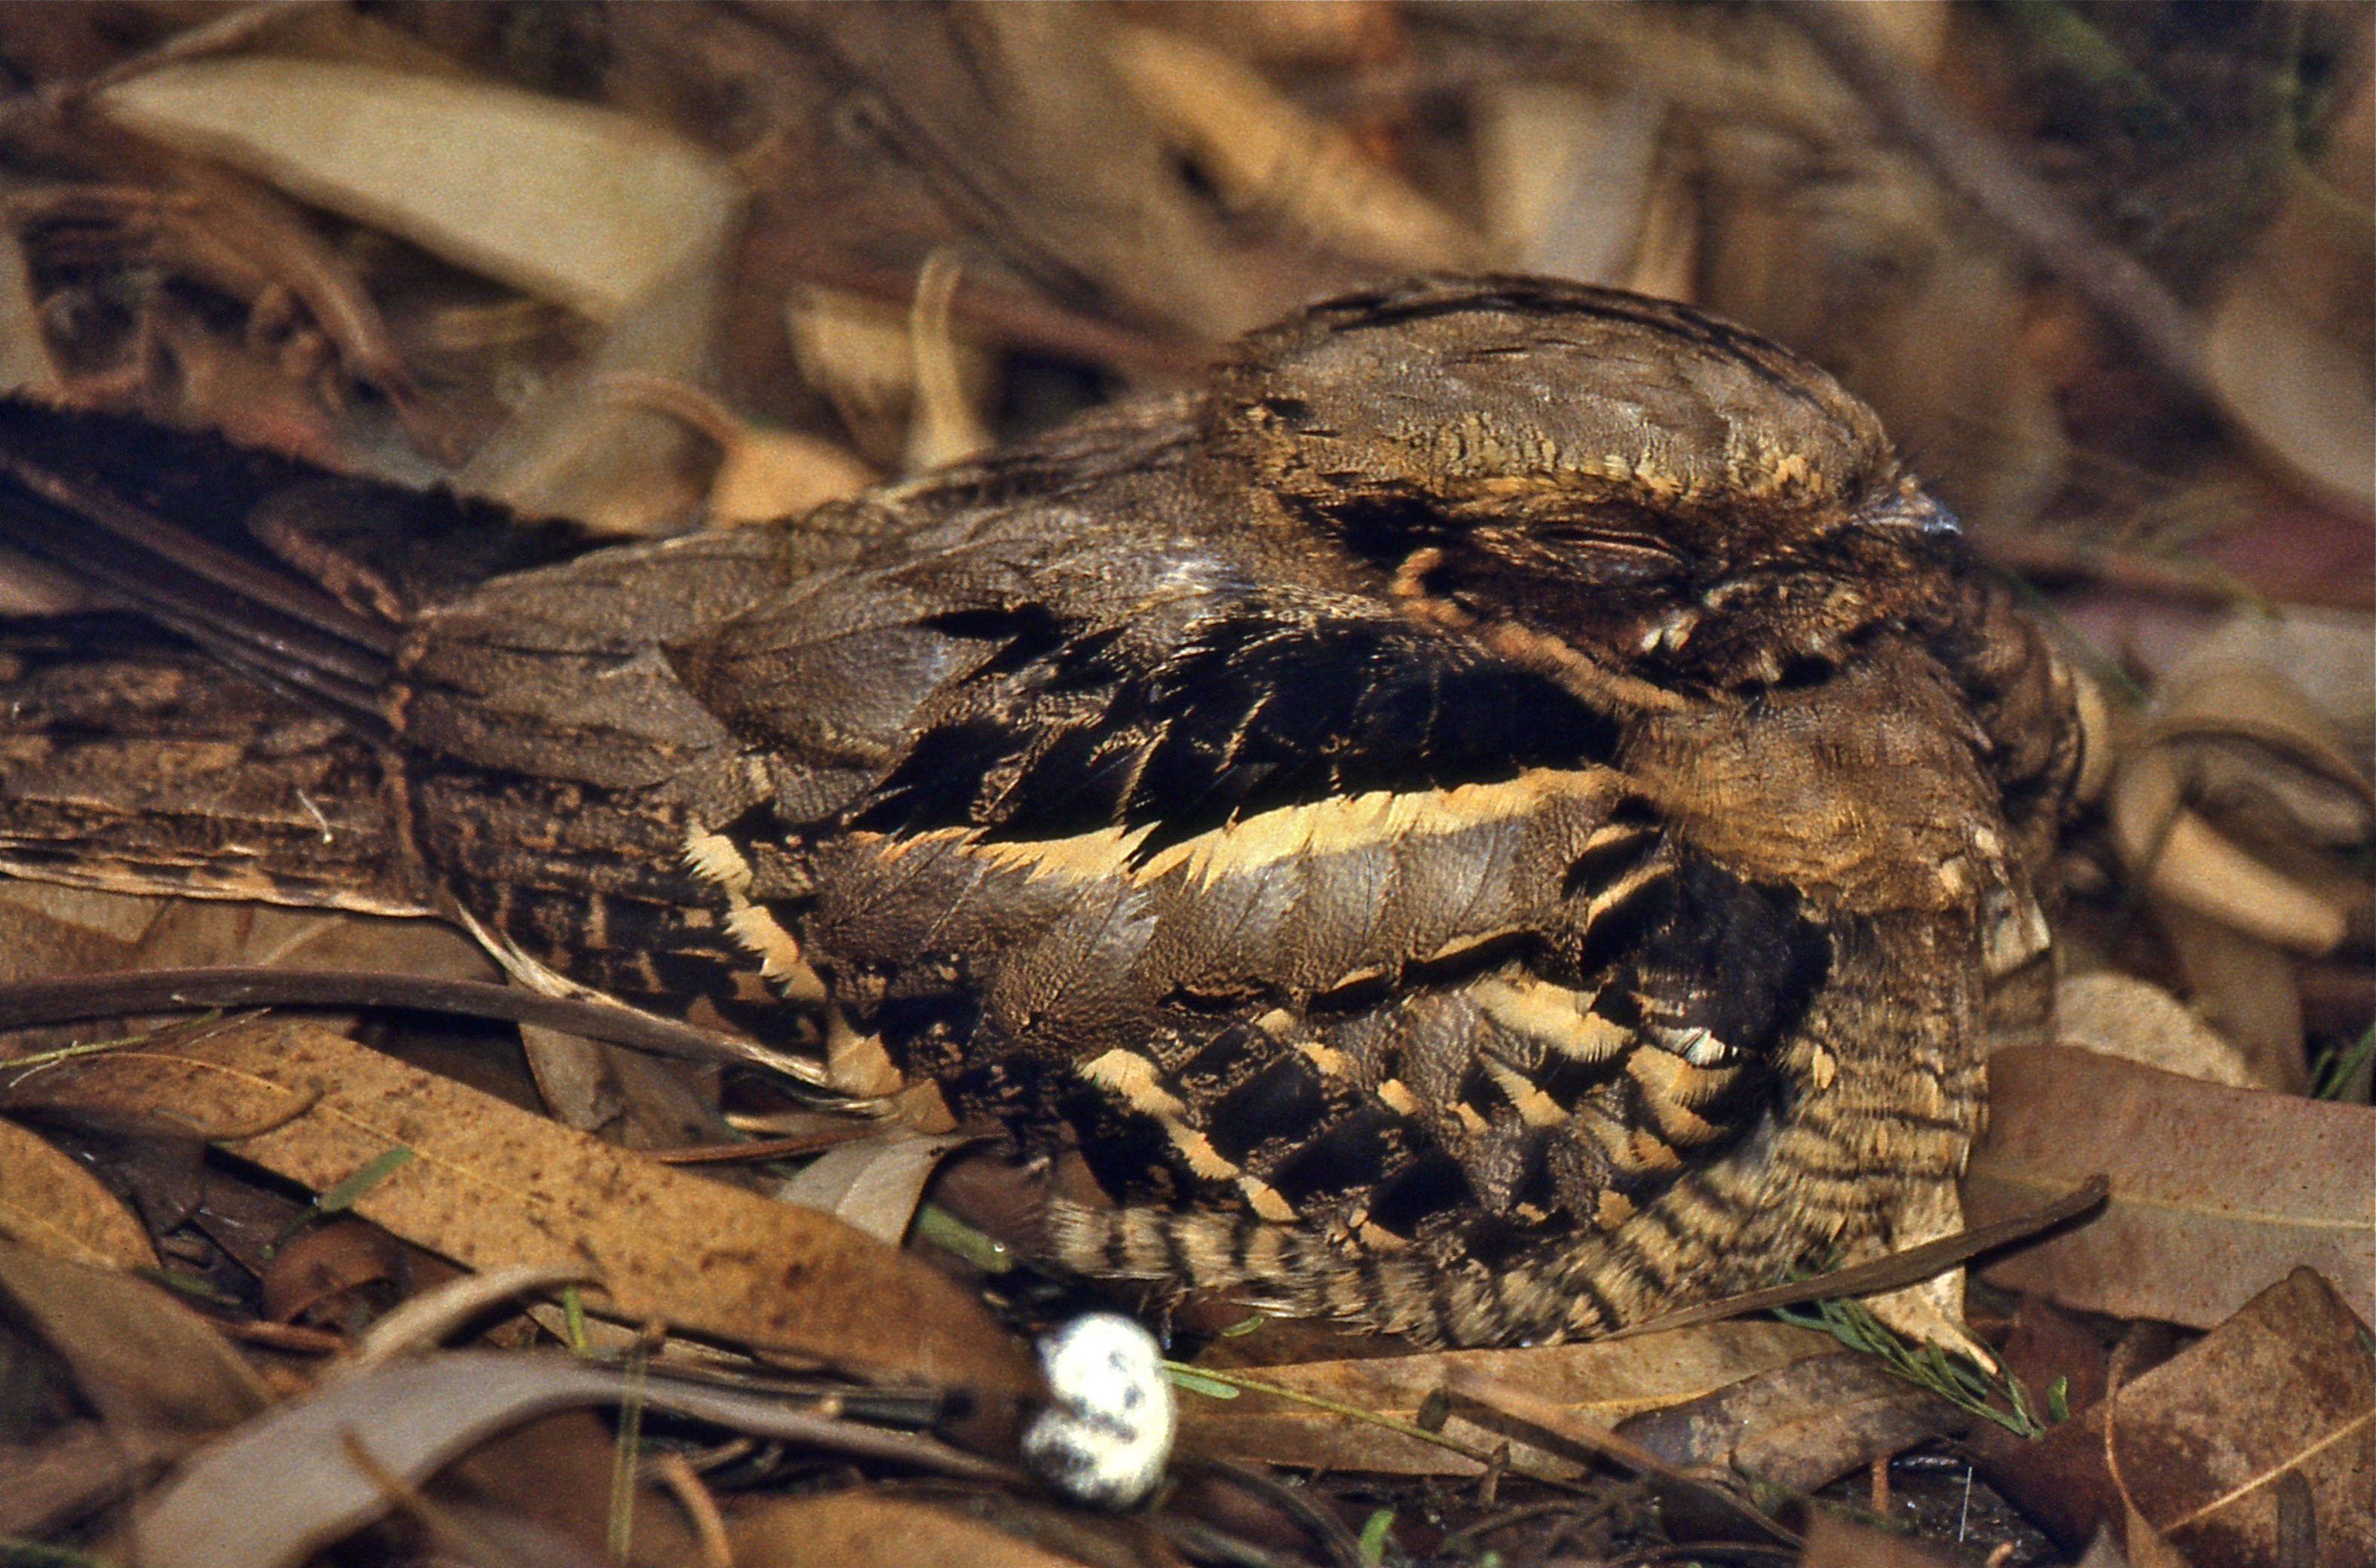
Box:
[1474,525,1688,589]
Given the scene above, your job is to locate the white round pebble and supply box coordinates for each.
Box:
[1021,1312,1175,1508]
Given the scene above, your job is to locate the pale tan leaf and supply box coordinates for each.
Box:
[1967,1047,2375,1328]
[2053,971,2264,1089]
[0,1115,157,1270]
[1473,81,1665,283]
[0,1018,1038,1393]
[598,373,877,524]
[903,250,993,474]
[2203,246,2375,516]
[99,58,739,324]
[2111,746,2349,954]
[1103,19,1488,272]
[1175,1321,1832,1478]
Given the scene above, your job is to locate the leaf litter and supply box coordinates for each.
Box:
[0,4,2368,1565]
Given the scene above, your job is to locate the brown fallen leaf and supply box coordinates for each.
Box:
[1976,1268,2374,1568]
[730,1490,1098,1568]
[777,1129,976,1247]
[1174,1321,1833,1478]
[0,1420,140,1539]
[259,1215,400,1327]
[0,1113,157,1270]
[1966,1047,2375,1329]
[136,1351,1023,1568]
[1615,1349,1964,1494]
[0,1016,1037,1394]
[0,1241,267,1465]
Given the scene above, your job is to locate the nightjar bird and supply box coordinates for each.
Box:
[0,277,2093,1350]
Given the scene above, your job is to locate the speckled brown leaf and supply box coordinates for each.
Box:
[1614,1349,1963,1493]
[0,1016,1036,1394]
[1966,1046,2375,1328]
[1977,1268,2374,1568]
[0,1115,156,1270]
[1174,1321,1833,1478]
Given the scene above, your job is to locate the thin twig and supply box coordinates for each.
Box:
[1610,1175,2110,1338]
[1789,2,2211,399]
[0,967,775,1065]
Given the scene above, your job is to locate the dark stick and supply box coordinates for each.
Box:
[0,967,781,1066]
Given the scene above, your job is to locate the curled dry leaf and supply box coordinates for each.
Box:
[2111,613,2374,958]
[136,1352,1024,1568]
[1966,1047,2375,1328]
[902,250,994,474]
[346,1260,595,1369]
[1977,1268,2374,1568]
[2052,971,2264,1089]
[598,372,877,524]
[1174,1320,1831,1478]
[1103,19,1489,272]
[0,1016,1037,1394]
[0,1113,158,1270]
[2113,745,2350,955]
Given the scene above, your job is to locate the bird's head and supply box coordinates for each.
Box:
[1212,277,1964,697]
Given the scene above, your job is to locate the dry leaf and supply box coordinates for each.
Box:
[777,1129,975,1246]
[2150,903,2309,1096]
[1977,1268,2374,1568]
[0,1241,267,1463]
[0,1113,157,1270]
[1615,1349,1963,1493]
[0,1017,1037,1392]
[1966,1047,2375,1328]
[2203,237,2376,517]
[136,1351,1021,1568]
[100,58,737,324]
[1175,1321,1833,1478]
[1472,81,1667,284]
[599,372,877,523]
[1104,19,1487,272]
[259,1216,399,1325]
[784,3,1266,338]
[0,1420,139,1539]
[730,1490,1092,1568]
[2052,971,2264,1089]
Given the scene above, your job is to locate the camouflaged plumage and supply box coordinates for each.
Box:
[0,277,2090,1348]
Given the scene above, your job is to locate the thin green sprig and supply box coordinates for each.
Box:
[1773,1294,2045,1438]
[2311,1020,2375,1101]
